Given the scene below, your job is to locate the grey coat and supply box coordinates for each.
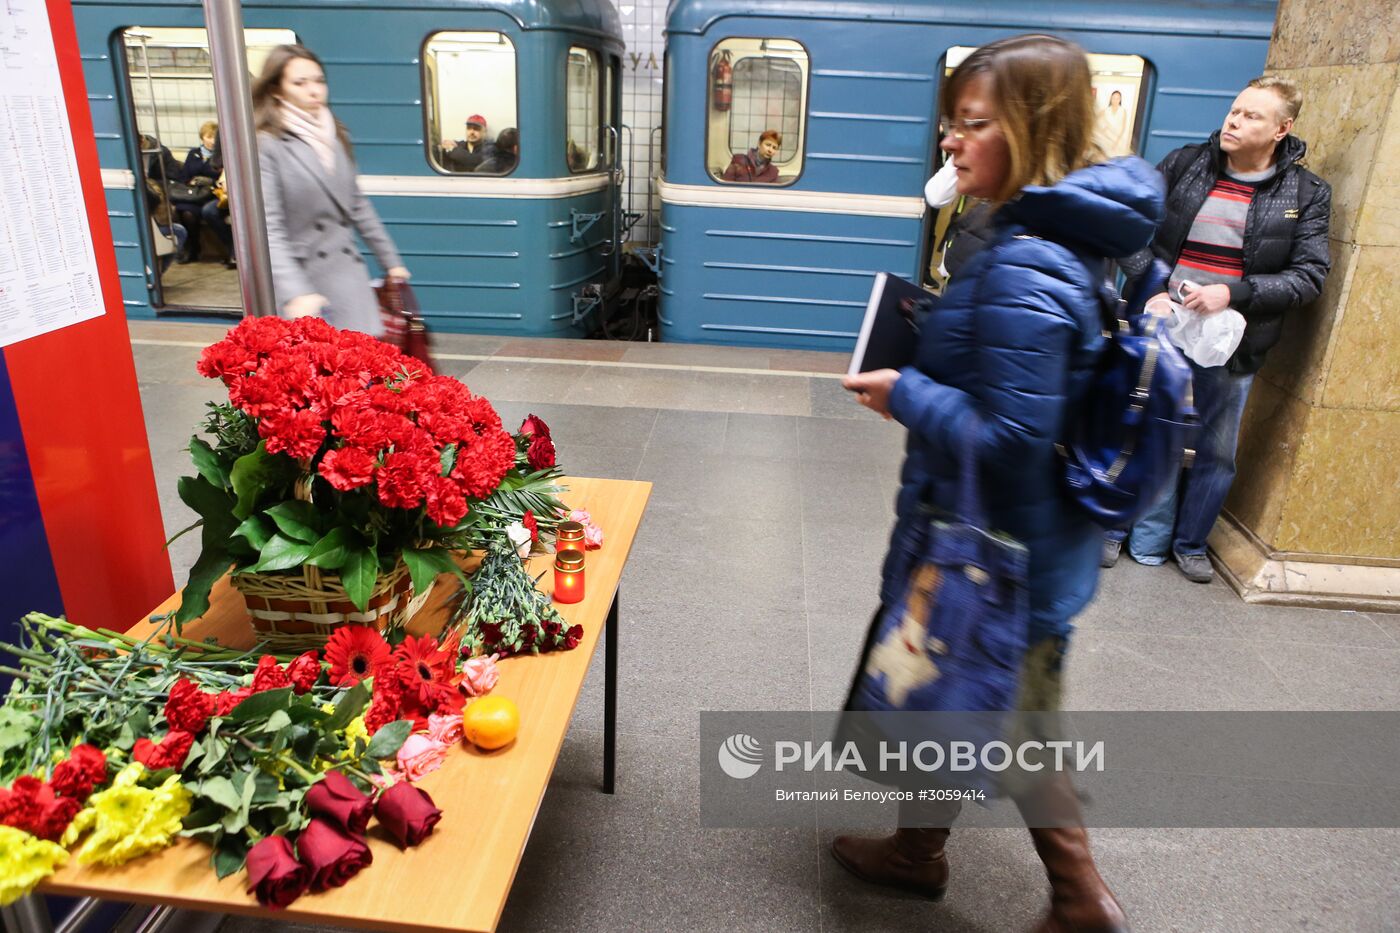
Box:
[258,130,402,337]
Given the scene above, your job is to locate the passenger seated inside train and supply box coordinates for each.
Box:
[182,121,221,185]
[443,115,494,172]
[477,127,518,174]
[721,129,782,183]
[567,138,591,172]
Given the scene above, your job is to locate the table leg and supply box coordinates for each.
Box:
[1,895,53,933]
[603,589,618,795]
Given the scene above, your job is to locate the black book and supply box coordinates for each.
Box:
[847,273,934,377]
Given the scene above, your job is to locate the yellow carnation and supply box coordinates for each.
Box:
[71,771,191,867]
[0,826,68,906]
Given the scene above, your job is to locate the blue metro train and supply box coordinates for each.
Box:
[76,0,1278,350]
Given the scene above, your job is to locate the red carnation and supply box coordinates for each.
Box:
[526,434,556,472]
[251,655,291,693]
[324,625,392,687]
[376,450,429,509]
[1,777,83,841]
[564,624,584,650]
[424,475,468,528]
[521,510,539,543]
[519,413,551,440]
[286,651,322,694]
[364,674,405,736]
[50,744,107,800]
[133,730,196,771]
[319,446,377,491]
[214,686,254,716]
[164,678,217,735]
[259,408,328,460]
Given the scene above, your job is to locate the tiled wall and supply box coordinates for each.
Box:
[615,0,665,246]
[125,43,218,163]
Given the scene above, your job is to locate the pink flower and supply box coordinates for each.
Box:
[458,654,500,698]
[566,509,592,525]
[396,733,450,783]
[426,713,463,746]
[583,524,604,550]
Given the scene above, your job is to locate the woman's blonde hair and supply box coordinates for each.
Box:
[198,120,218,140]
[251,44,352,153]
[941,34,1103,204]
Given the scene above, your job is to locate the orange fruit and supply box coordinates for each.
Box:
[463,696,520,750]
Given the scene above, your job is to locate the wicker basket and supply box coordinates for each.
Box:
[231,560,435,652]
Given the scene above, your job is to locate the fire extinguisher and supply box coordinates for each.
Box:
[712,50,733,112]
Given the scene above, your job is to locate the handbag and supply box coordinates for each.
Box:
[166,179,213,205]
[843,427,1030,792]
[374,278,434,370]
[1058,258,1200,529]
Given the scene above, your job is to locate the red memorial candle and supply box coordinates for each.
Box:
[556,521,585,554]
[553,549,585,604]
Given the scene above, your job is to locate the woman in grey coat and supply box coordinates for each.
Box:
[251,45,408,336]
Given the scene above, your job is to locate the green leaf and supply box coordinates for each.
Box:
[365,720,413,760]
[232,515,273,551]
[178,475,238,537]
[264,501,321,544]
[341,544,378,613]
[198,736,231,776]
[198,775,242,812]
[250,770,283,806]
[259,710,292,735]
[189,436,229,490]
[174,545,235,626]
[245,534,314,573]
[324,682,371,732]
[228,687,294,723]
[229,442,288,520]
[401,546,459,595]
[306,527,357,571]
[212,833,248,879]
[439,443,458,476]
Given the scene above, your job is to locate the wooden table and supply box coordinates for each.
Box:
[30,477,651,933]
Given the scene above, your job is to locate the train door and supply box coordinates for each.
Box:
[919,46,1154,291]
[117,26,293,316]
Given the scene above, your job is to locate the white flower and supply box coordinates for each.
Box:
[505,521,532,558]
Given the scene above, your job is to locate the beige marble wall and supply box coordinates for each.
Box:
[1220,0,1400,588]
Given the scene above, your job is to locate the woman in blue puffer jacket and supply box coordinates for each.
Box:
[834,35,1163,932]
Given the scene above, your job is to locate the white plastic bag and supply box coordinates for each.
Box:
[1150,284,1246,368]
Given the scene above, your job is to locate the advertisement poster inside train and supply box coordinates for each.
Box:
[0,0,103,348]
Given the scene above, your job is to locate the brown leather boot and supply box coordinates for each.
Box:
[1018,776,1128,932]
[830,827,950,899]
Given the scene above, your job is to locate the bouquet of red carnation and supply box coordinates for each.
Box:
[173,317,567,626]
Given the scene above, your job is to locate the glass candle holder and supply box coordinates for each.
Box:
[553,549,585,604]
[556,521,585,554]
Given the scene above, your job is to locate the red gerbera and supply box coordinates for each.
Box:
[393,634,454,709]
[324,625,392,687]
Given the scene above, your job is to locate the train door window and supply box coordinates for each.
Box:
[567,47,602,173]
[423,31,519,175]
[121,26,295,313]
[706,37,808,186]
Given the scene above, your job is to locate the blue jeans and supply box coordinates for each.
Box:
[157,223,187,272]
[1107,363,1254,564]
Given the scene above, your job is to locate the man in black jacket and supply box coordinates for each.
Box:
[1104,75,1332,582]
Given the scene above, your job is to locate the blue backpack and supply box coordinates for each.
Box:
[1058,258,1200,529]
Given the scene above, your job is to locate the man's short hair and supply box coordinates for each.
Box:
[1248,75,1303,122]
[759,129,783,147]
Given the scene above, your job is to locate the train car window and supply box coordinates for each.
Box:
[567,47,602,173]
[423,31,519,175]
[121,26,295,312]
[706,37,808,186]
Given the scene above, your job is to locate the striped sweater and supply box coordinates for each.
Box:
[1167,164,1275,299]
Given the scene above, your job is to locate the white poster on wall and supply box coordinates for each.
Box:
[0,0,104,348]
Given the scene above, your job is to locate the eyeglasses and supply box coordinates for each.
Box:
[939,117,998,139]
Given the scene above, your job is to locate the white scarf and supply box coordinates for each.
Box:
[279,100,338,173]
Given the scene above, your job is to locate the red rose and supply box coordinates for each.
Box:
[296,818,372,891]
[246,834,310,908]
[305,770,373,835]
[519,414,551,440]
[164,678,217,735]
[424,475,468,528]
[251,655,291,692]
[50,744,107,800]
[132,730,196,771]
[527,435,556,471]
[374,781,443,848]
[319,446,377,491]
[285,651,322,695]
[214,686,253,716]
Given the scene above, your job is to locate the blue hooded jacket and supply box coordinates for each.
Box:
[882,157,1165,640]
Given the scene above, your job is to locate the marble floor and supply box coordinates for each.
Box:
[123,320,1400,933]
